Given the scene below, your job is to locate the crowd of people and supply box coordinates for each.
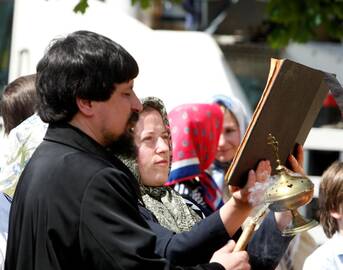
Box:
[0,30,342,270]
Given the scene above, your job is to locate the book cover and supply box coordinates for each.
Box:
[226,58,331,187]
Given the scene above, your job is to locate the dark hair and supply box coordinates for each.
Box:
[319,161,343,238]
[0,74,37,134]
[36,30,139,123]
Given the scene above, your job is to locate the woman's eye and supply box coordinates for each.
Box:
[225,128,234,134]
[142,136,153,142]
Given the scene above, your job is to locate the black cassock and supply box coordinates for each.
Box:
[5,123,222,270]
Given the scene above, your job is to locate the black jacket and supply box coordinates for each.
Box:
[5,123,223,270]
[140,205,292,269]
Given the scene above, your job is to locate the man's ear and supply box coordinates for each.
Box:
[76,97,94,116]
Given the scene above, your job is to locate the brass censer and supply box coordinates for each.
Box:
[265,134,318,236]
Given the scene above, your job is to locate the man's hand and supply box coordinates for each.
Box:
[220,160,271,237]
[230,160,271,206]
[210,240,250,270]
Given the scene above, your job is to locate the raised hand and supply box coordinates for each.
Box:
[230,160,271,206]
[220,160,271,237]
[210,240,251,270]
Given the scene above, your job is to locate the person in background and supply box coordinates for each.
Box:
[209,94,317,270]
[0,74,48,198]
[5,30,244,270]
[303,161,343,270]
[166,97,249,215]
[0,74,37,135]
[166,102,227,215]
[0,74,38,270]
[209,94,249,202]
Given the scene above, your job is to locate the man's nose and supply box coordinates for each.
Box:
[131,92,143,112]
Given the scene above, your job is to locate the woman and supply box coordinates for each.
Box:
[125,97,294,269]
[0,74,37,135]
[166,95,249,213]
[210,94,249,202]
[0,74,47,197]
[166,102,226,215]
[0,74,42,269]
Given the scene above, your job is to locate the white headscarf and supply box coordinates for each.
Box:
[212,94,249,141]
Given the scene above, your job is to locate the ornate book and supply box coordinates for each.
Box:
[226,58,340,187]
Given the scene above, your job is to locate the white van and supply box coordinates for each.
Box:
[6,0,251,114]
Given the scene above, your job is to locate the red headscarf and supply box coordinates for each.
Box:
[166,103,224,211]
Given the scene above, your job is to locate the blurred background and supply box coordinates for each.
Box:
[1,0,343,266]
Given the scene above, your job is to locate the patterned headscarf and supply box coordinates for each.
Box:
[209,95,250,196]
[324,73,343,118]
[166,103,224,211]
[212,94,249,141]
[121,97,201,232]
[121,97,171,182]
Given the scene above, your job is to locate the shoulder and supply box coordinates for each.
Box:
[77,156,140,212]
[20,142,139,208]
[86,165,138,194]
[303,239,336,269]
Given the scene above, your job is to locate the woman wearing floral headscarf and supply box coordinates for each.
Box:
[166,103,226,215]
[165,96,250,214]
[124,97,296,269]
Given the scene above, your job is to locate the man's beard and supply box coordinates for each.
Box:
[108,111,139,159]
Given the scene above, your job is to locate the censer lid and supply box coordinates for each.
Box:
[265,165,314,204]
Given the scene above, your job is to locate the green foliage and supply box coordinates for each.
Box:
[73,0,89,14]
[131,0,153,9]
[266,0,343,48]
[73,0,343,48]
[74,0,182,12]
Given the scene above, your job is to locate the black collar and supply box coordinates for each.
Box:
[44,122,112,162]
[43,122,141,199]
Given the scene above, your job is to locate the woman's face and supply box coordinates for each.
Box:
[134,109,170,186]
[215,110,241,163]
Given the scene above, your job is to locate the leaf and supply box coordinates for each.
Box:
[74,0,89,14]
[266,0,343,48]
[131,0,182,9]
[131,0,151,9]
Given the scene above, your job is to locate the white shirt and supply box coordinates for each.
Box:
[0,193,11,270]
[303,232,343,270]
[0,114,47,269]
[0,114,48,196]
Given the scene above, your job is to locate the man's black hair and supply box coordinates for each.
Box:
[36,30,139,123]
